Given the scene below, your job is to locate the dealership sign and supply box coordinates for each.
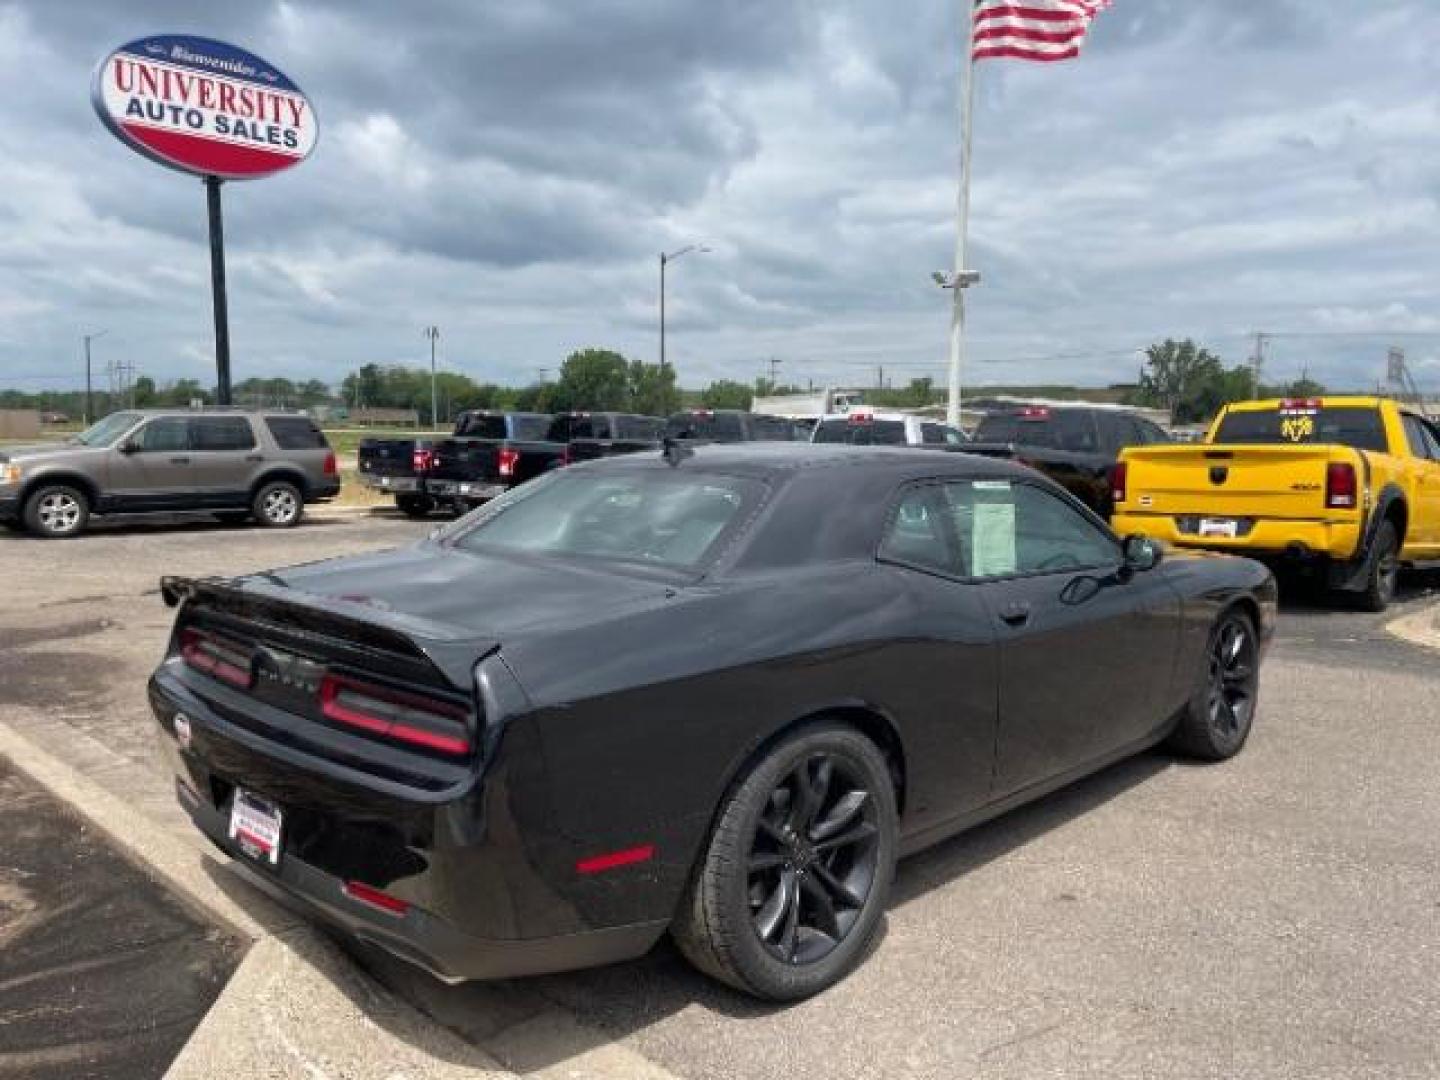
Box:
[91,35,317,180]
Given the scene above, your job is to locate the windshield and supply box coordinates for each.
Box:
[73,412,141,447]
[1212,406,1389,452]
[451,469,764,570]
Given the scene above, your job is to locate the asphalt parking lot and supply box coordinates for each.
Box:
[2,509,1438,1079]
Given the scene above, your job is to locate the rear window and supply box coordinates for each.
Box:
[1212,406,1389,452]
[263,417,326,449]
[813,419,908,445]
[452,470,764,570]
[455,414,510,439]
[617,416,664,440]
[511,415,551,440]
[547,415,605,441]
[665,413,746,441]
[975,411,1097,452]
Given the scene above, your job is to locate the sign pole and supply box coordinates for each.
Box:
[205,176,232,407]
[946,2,978,431]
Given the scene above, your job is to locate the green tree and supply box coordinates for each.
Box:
[701,379,753,410]
[628,360,679,417]
[131,376,157,407]
[1136,339,1225,421]
[554,349,631,411]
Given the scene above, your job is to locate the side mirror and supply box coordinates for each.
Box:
[118,439,139,455]
[1122,534,1163,573]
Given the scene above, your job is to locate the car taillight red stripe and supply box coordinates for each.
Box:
[180,628,253,689]
[343,880,411,916]
[323,451,338,476]
[576,844,656,875]
[1326,462,1358,509]
[319,673,471,756]
[413,447,435,472]
[1110,461,1128,503]
[498,447,520,479]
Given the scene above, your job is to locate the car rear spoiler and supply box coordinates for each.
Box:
[159,575,498,690]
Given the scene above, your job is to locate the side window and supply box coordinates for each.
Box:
[265,417,326,449]
[1402,415,1435,460]
[193,417,256,451]
[1420,420,1440,460]
[921,423,947,445]
[879,486,956,575]
[1055,411,1099,453]
[133,418,190,453]
[942,480,1118,579]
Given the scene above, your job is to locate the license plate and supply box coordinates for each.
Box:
[1199,518,1239,538]
[229,789,282,865]
[460,483,504,499]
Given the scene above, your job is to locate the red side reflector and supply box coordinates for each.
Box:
[576,844,655,875]
[1110,461,1128,503]
[1326,462,1358,509]
[343,881,410,916]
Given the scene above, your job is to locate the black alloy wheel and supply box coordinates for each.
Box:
[1356,519,1399,612]
[748,754,881,966]
[1168,609,1259,761]
[674,724,897,1000]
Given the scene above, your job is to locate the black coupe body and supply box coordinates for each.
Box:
[150,444,1276,999]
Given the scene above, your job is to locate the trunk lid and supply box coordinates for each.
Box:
[357,438,420,478]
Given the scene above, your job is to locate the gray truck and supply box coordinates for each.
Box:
[0,410,340,538]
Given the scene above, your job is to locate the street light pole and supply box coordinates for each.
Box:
[82,330,108,425]
[659,244,710,371]
[423,325,440,429]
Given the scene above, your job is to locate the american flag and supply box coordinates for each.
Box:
[972,1,1113,63]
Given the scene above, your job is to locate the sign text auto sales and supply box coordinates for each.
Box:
[107,54,308,152]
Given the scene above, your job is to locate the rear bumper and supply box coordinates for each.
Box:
[148,667,666,982]
[359,473,419,493]
[309,479,341,502]
[1112,511,1362,562]
[0,495,17,521]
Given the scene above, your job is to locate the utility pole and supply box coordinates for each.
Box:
[1250,332,1269,398]
[767,356,782,387]
[206,177,233,406]
[537,368,549,383]
[659,244,710,371]
[423,325,440,428]
[81,330,107,425]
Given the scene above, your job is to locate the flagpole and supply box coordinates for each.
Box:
[946,1,979,431]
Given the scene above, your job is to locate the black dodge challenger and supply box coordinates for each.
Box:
[150,443,1276,1000]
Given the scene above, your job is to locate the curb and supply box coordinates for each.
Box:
[1387,604,1440,650]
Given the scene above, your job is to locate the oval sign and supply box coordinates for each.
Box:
[92,35,317,181]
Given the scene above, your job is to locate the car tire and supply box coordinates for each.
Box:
[673,723,898,1001]
[1166,608,1259,761]
[396,493,435,518]
[23,484,90,538]
[1353,519,1400,613]
[252,480,303,528]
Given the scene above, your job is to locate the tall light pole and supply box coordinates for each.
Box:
[659,244,710,370]
[82,330,108,425]
[423,325,440,429]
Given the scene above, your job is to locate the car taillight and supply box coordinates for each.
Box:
[1326,462,1358,509]
[1110,461,1128,503]
[323,451,337,476]
[498,447,520,479]
[412,448,435,473]
[319,673,471,756]
[180,628,252,689]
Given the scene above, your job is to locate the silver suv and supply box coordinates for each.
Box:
[0,411,340,538]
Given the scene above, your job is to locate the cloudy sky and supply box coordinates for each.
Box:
[1,0,1438,395]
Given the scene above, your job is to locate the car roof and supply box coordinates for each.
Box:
[106,409,307,418]
[589,440,1024,480]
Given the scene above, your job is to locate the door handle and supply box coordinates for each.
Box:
[169,456,191,465]
[245,454,265,463]
[999,600,1032,626]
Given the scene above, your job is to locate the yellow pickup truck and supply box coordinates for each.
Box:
[1111,397,1440,610]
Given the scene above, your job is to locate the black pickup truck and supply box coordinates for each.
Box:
[357,411,554,517]
[960,406,1170,516]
